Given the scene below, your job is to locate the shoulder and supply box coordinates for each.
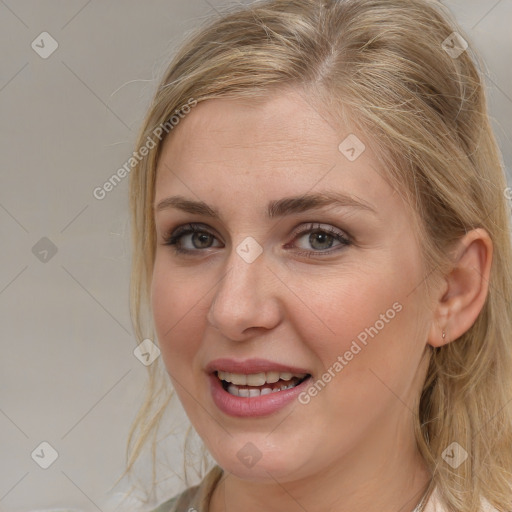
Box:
[149,465,224,512]
[148,486,196,512]
[424,486,501,512]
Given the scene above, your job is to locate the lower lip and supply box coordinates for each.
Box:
[209,373,312,417]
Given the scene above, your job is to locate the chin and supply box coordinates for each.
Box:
[205,434,313,483]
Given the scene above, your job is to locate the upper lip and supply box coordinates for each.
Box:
[205,358,311,375]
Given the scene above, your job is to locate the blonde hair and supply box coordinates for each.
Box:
[126,0,512,510]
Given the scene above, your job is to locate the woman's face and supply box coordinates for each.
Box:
[151,89,433,483]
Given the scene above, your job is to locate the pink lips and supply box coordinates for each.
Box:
[206,358,312,418]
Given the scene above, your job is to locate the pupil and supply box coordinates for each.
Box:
[310,232,332,250]
[193,232,212,248]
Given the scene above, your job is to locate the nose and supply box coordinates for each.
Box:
[206,247,283,341]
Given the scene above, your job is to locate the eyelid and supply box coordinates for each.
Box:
[161,221,350,241]
[162,222,223,247]
[289,222,351,243]
[161,220,352,257]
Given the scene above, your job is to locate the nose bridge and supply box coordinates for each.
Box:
[207,242,280,337]
[213,244,266,312]
[218,234,268,297]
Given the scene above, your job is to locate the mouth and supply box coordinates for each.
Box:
[216,370,311,398]
[206,358,313,417]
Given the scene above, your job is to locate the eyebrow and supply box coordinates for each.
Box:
[154,191,376,219]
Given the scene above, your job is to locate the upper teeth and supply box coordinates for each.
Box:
[217,371,307,386]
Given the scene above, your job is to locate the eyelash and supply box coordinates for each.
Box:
[162,222,352,258]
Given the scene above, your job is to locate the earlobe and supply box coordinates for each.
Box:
[428,319,450,348]
[427,228,493,348]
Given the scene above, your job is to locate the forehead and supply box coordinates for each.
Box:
[159,90,343,168]
[154,90,401,217]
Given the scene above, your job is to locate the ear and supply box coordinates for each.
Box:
[428,228,493,347]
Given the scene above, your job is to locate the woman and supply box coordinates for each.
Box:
[126,0,512,510]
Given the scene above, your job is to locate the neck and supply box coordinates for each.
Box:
[210,410,432,512]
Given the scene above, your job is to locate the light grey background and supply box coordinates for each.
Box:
[0,1,511,511]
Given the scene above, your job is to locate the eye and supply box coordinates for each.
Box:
[162,222,351,258]
[162,223,223,255]
[286,223,351,257]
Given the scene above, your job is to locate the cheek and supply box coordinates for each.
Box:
[151,261,177,337]
[297,260,425,388]
[150,259,205,373]
[150,264,215,438]
[297,270,401,353]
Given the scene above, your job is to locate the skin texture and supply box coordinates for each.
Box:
[151,88,492,512]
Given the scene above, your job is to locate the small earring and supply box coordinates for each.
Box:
[442,330,446,340]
